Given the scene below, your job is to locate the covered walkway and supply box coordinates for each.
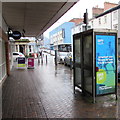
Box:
[2,54,120,119]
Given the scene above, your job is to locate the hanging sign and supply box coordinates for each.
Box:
[12,31,21,40]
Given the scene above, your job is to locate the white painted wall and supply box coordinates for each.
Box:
[89,10,118,30]
[72,8,119,36]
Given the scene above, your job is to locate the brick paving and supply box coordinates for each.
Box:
[2,54,120,119]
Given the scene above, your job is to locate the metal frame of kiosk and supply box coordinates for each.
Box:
[73,29,118,103]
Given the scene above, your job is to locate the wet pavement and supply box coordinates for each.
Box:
[2,53,120,119]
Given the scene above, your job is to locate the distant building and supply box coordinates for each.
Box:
[49,22,75,52]
[89,2,118,30]
[71,23,91,35]
[104,2,118,11]
[43,37,50,49]
[72,2,119,37]
[92,7,104,18]
[0,18,10,82]
[14,39,30,55]
[69,18,83,25]
[14,38,37,56]
[92,2,118,18]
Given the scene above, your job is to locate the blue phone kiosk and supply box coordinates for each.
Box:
[73,29,118,103]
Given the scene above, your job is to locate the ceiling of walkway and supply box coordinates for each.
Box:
[2,1,78,37]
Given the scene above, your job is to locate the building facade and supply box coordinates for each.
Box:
[72,2,119,35]
[89,2,118,30]
[49,22,75,52]
[89,9,118,30]
[43,37,50,50]
[0,16,12,83]
[92,7,104,18]
[13,37,37,57]
[71,23,91,35]
[14,39,30,55]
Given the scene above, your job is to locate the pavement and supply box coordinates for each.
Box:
[2,53,120,119]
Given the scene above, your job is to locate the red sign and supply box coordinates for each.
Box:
[28,58,34,69]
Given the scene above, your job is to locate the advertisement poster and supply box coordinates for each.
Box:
[17,57,26,68]
[96,35,116,95]
[28,58,34,69]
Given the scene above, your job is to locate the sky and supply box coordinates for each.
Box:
[44,0,120,38]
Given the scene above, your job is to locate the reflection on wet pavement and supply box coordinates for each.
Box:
[2,53,120,119]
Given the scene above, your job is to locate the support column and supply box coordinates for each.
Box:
[5,41,10,76]
[25,45,27,55]
[31,45,33,53]
[15,45,16,52]
[27,45,29,55]
[18,45,19,52]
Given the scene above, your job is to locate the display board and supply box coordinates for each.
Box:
[17,57,26,68]
[96,35,116,95]
[28,58,34,69]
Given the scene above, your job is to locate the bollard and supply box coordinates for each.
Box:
[38,59,40,64]
[38,53,40,64]
[55,50,57,66]
[41,55,43,64]
[46,55,47,64]
[70,57,72,70]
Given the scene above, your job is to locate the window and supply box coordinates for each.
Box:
[113,24,118,29]
[91,21,93,26]
[82,26,86,31]
[99,18,101,25]
[79,26,81,32]
[113,11,117,21]
[58,44,71,52]
[87,26,91,29]
[13,53,19,55]
[104,15,107,23]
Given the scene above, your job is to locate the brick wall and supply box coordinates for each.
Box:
[92,2,118,18]
[92,7,104,17]
[69,18,83,25]
[104,2,118,11]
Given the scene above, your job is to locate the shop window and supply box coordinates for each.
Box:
[0,39,6,81]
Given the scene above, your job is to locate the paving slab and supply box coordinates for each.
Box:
[2,54,120,119]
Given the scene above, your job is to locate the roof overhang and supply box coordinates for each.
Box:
[2,0,78,37]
